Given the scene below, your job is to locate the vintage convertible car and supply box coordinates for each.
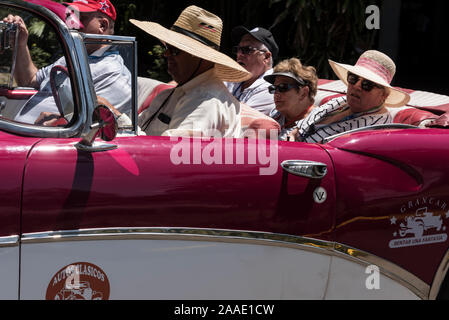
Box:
[1,0,449,300]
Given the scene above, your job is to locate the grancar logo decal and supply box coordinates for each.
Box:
[389,198,449,249]
[46,262,110,300]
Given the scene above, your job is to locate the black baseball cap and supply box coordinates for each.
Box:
[232,26,279,60]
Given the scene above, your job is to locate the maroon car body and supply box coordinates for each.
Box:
[1,0,449,300]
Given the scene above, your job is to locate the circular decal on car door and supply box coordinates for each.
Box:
[46,262,110,300]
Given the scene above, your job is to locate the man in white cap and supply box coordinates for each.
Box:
[114,5,250,138]
[293,50,411,143]
[225,26,279,116]
[4,0,131,124]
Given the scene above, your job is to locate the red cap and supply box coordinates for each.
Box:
[64,0,116,21]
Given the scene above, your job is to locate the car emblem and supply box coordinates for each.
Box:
[46,262,110,300]
[389,199,449,249]
[313,187,327,204]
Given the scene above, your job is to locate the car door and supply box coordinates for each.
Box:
[323,128,449,300]
[19,135,337,299]
[0,132,40,299]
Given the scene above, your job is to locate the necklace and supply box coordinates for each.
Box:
[282,104,314,129]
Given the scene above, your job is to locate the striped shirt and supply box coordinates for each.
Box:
[14,46,131,124]
[296,96,392,143]
[225,69,275,116]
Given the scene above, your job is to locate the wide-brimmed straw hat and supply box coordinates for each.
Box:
[328,50,410,107]
[129,6,251,83]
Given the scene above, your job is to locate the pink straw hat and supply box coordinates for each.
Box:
[329,50,410,107]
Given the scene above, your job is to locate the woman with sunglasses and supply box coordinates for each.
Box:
[264,58,318,141]
[293,50,410,143]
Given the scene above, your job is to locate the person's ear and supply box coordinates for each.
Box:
[264,51,272,64]
[99,17,109,33]
[382,88,390,104]
[299,86,309,100]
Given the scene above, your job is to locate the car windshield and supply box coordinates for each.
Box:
[0,4,67,123]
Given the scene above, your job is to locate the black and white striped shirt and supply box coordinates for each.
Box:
[296,96,392,143]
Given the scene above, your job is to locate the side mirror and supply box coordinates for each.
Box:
[75,105,118,152]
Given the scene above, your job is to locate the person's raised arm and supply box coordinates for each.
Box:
[3,15,39,88]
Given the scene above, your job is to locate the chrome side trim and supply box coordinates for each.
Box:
[21,228,334,253]
[333,243,429,300]
[430,249,449,299]
[21,227,429,299]
[323,124,419,144]
[0,235,19,247]
[281,160,328,179]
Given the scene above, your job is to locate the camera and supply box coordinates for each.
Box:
[0,21,18,51]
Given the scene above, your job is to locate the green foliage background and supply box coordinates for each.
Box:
[2,1,382,84]
[110,0,381,82]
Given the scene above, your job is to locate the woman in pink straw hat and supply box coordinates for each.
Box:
[292,50,411,143]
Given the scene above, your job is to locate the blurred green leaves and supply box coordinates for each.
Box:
[146,44,170,82]
[8,0,381,81]
[269,0,381,79]
[111,0,381,80]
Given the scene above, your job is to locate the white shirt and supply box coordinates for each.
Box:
[137,68,242,138]
[225,68,275,116]
[14,46,132,124]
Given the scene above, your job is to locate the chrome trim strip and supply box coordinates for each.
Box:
[21,228,334,253]
[430,249,449,299]
[21,227,429,299]
[0,235,19,247]
[81,33,138,133]
[323,124,419,144]
[82,34,137,42]
[281,160,328,179]
[333,243,429,300]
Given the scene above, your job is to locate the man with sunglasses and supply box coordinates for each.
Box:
[110,6,250,138]
[3,0,132,125]
[293,50,410,143]
[225,26,279,116]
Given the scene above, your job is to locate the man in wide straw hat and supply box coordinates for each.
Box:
[293,50,410,143]
[117,5,251,137]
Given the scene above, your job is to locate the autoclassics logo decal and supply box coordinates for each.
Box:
[46,262,110,300]
[389,197,449,249]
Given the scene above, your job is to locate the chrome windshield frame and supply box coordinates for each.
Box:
[82,33,138,133]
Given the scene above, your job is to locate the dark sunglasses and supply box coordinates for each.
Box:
[232,45,266,55]
[268,83,300,94]
[164,44,182,57]
[347,72,384,92]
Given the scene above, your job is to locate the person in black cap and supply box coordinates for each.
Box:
[225,26,279,116]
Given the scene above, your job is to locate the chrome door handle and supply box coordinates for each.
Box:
[281,160,328,179]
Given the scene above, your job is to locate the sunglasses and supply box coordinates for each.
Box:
[232,45,266,55]
[347,72,384,92]
[268,83,300,94]
[164,44,182,57]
